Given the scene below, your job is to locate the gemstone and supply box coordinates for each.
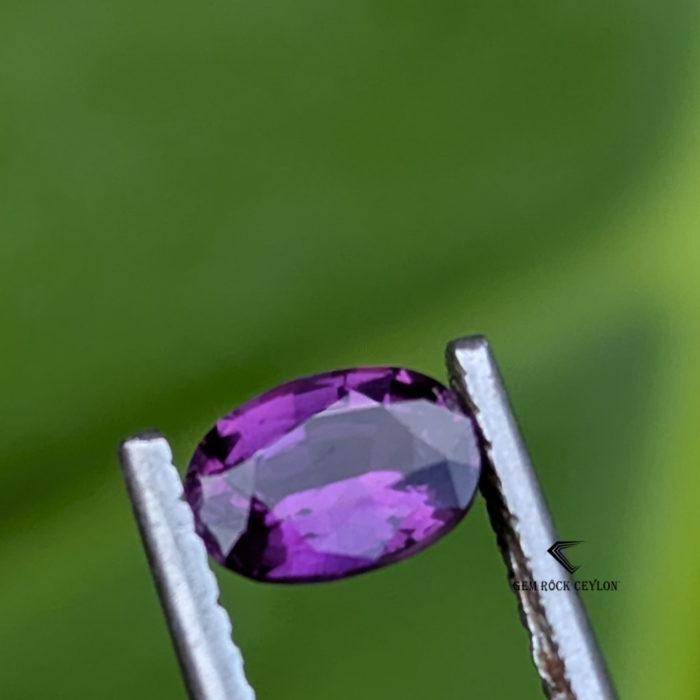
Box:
[184,367,482,583]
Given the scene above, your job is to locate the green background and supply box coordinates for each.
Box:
[1,0,698,697]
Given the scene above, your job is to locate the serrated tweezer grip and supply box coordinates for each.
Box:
[119,435,255,700]
[446,336,617,700]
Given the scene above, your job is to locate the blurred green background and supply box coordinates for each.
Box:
[1,0,699,697]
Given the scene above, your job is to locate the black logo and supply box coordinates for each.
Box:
[547,541,583,574]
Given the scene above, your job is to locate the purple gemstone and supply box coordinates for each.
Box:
[184,368,482,583]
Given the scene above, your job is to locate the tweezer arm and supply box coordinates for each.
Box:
[119,434,256,700]
[447,337,617,700]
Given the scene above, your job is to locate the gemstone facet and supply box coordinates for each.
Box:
[184,368,482,583]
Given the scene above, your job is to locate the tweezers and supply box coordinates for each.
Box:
[118,335,618,700]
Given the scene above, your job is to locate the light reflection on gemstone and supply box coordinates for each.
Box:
[184,368,482,583]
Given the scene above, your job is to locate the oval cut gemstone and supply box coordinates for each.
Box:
[184,368,482,583]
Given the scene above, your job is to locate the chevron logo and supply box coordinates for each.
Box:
[547,541,583,574]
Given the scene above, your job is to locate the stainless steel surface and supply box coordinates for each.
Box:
[446,336,617,700]
[119,434,255,700]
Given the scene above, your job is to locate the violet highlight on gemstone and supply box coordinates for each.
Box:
[184,368,482,584]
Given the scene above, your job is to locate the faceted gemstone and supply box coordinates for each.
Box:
[184,368,482,583]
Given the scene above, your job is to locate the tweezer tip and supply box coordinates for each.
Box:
[446,334,491,359]
[119,429,165,452]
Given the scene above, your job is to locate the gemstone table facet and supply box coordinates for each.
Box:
[184,368,482,583]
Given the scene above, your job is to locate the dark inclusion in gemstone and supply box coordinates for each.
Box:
[184,368,482,583]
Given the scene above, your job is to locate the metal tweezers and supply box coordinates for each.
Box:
[119,336,618,700]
